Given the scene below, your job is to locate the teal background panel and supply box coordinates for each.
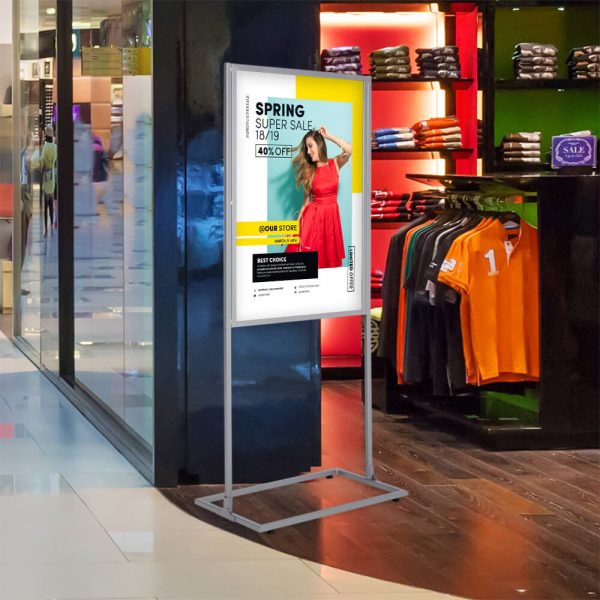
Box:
[267,97,353,266]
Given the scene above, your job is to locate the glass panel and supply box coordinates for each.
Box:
[17,0,57,360]
[122,0,153,444]
[73,0,153,446]
[0,3,13,336]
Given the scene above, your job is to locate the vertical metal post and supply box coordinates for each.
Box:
[223,64,234,514]
[363,313,374,480]
[11,0,21,337]
[223,323,233,513]
[362,75,374,481]
[56,0,74,382]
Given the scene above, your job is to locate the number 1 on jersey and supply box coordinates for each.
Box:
[484,249,500,276]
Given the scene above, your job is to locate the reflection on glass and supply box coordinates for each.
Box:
[73,0,154,446]
[17,1,58,365]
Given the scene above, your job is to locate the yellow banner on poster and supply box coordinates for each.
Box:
[236,221,299,237]
[236,236,299,246]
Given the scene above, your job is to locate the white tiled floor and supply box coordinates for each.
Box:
[0,332,463,600]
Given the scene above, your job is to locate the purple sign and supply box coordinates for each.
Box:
[552,135,597,169]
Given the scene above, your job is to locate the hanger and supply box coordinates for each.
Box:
[496,196,521,229]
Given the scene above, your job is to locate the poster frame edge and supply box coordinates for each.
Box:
[226,63,370,329]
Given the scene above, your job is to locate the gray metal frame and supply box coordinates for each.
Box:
[11,0,21,337]
[227,63,371,328]
[195,63,408,533]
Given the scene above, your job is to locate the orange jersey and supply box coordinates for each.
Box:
[446,218,496,383]
[438,219,539,384]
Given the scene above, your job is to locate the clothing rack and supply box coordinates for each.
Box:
[378,173,599,451]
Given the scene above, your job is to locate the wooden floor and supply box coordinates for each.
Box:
[162,381,600,600]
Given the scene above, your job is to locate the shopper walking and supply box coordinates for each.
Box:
[92,134,110,205]
[40,125,57,237]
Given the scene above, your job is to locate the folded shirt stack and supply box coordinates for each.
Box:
[371,191,412,222]
[321,46,362,74]
[371,190,443,221]
[408,190,445,213]
[513,43,558,80]
[371,269,384,292]
[371,127,415,150]
[413,117,462,149]
[369,45,411,80]
[567,45,600,80]
[415,46,461,79]
[499,131,542,164]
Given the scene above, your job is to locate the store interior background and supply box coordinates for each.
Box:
[0,0,597,492]
[0,2,598,598]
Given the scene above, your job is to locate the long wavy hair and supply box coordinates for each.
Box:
[292,130,328,195]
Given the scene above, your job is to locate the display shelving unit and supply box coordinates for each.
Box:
[481,0,600,173]
[319,2,481,384]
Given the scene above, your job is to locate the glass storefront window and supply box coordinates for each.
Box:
[11,0,154,452]
[15,0,58,367]
[72,0,154,445]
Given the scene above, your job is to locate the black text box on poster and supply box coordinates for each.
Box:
[252,252,318,283]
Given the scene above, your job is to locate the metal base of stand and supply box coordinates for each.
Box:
[194,467,408,533]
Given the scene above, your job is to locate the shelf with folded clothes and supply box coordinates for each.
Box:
[372,78,474,91]
[371,190,444,226]
[495,79,600,89]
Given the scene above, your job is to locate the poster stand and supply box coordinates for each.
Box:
[194,64,408,533]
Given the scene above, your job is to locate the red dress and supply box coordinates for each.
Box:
[286,159,345,269]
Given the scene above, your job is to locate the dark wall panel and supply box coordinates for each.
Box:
[538,176,599,436]
[183,1,322,483]
[153,0,188,486]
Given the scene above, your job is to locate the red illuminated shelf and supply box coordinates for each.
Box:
[372,78,474,91]
[372,148,474,160]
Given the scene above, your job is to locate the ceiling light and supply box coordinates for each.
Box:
[79,340,94,346]
[557,6,565,10]
[46,7,56,15]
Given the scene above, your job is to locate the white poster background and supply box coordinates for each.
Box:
[229,65,368,326]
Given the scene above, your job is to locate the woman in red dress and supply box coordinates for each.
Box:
[285,126,352,269]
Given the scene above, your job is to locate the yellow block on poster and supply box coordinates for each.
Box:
[236,221,299,237]
[236,236,299,246]
[296,75,364,194]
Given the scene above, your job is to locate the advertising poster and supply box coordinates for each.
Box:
[227,64,370,326]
